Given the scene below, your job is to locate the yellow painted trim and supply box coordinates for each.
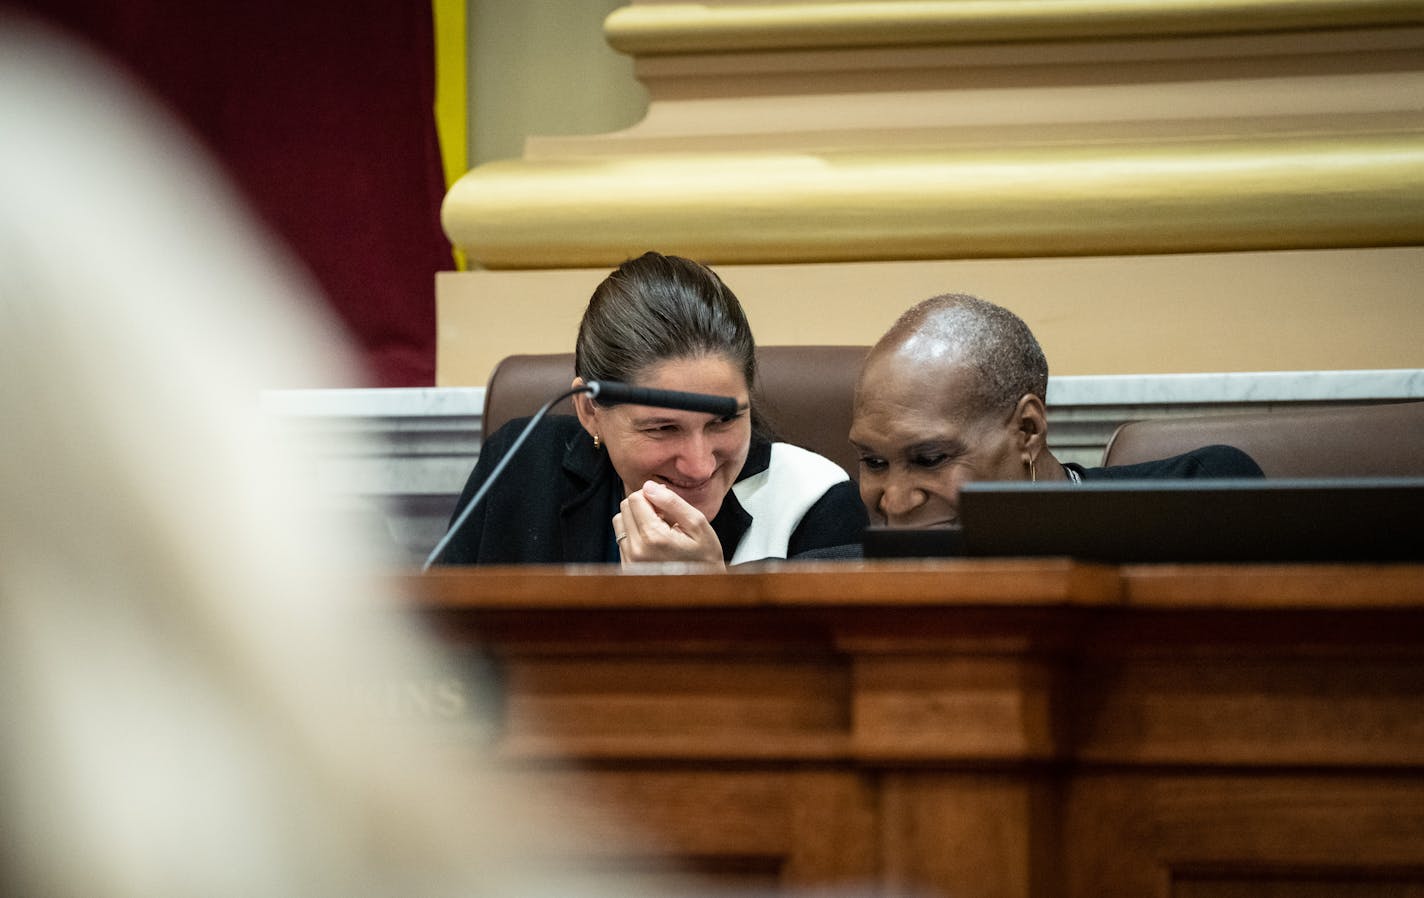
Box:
[441,134,1424,269]
[432,0,467,187]
[432,0,468,268]
[606,0,1424,55]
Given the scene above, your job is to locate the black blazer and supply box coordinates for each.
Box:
[436,416,867,565]
[1068,444,1264,481]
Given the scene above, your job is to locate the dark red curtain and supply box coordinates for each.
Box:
[14,1,448,386]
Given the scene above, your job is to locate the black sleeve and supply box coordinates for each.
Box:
[1090,444,1264,481]
[786,480,870,558]
[432,417,526,566]
[1190,445,1265,478]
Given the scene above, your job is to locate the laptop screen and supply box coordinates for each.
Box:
[863,478,1424,563]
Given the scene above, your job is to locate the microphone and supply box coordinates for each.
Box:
[422,380,740,570]
[585,380,739,418]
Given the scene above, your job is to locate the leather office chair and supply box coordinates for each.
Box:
[1101,400,1424,477]
[481,346,871,480]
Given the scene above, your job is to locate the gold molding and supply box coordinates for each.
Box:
[441,134,1424,269]
[605,0,1424,56]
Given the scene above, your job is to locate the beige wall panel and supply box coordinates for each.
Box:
[546,28,1424,157]
[436,245,1424,385]
[468,0,646,165]
[445,4,1422,386]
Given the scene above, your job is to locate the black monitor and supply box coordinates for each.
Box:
[863,478,1424,563]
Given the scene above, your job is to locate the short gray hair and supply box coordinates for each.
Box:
[877,293,1048,419]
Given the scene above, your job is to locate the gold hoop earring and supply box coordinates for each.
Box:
[1026,454,1037,483]
[592,434,601,450]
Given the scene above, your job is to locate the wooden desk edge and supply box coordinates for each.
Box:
[402,560,1424,611]
[405,558,1118,608]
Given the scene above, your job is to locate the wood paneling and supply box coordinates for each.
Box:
[1065,774,1424,898]
[408,561,1424,897]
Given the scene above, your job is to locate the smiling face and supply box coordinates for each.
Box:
[576,354,752,522]
[850,350,1026,528]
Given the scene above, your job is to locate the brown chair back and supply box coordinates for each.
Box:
[1101,400,1424,477]
[482,346,870,479]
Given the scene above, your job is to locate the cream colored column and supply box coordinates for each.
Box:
[439,0,1424,385]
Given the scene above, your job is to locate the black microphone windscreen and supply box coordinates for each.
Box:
[587,381,739,418]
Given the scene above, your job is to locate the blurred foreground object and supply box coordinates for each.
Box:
[0,17,645,898]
